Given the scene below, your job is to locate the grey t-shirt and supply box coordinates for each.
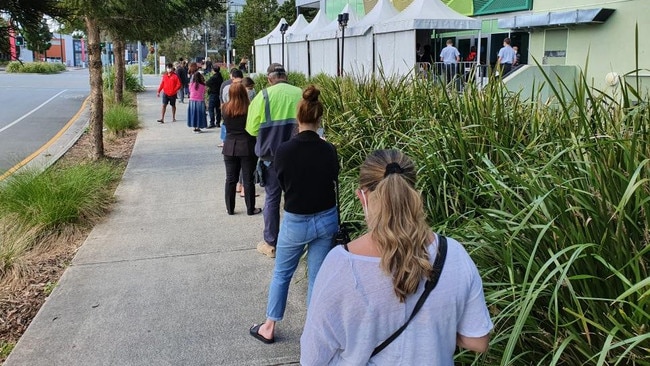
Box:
[301,234,493,365]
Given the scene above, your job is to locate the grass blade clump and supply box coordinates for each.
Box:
[104,104,139,135]
[0,162,119,230]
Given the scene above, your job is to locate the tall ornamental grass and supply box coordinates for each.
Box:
[104,104,139,135]
[316,67,649,365]
[103,66,145,92]
[0,162,121,280]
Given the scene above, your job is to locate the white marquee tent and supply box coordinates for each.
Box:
[283,14,310,73]
[286,11,330,75]
[253,0,482,78]
[253,18,288,73]
[373,0,481,76]
[307,4,359,76]
[344,0,398,76]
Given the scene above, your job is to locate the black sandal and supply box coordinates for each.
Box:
[248,208,262,216]
[249,323,274,344]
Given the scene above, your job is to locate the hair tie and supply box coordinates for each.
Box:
[384,162,404,177]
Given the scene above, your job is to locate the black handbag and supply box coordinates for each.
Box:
[333,179,351,246]
[371,235,448,357]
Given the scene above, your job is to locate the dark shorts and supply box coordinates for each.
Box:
[162,94,177,106]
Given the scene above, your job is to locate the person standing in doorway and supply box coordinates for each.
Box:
[512,45,521,67]
[156,63,182,123]
[497,37,517,77]
[439,39,460,85]
[245,63,302,258]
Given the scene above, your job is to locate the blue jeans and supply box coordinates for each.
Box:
[177,85,187,102]
[266,206,338,321]
[220,124,227,142]
[262,163,281,246]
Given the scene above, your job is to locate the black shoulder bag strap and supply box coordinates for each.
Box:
[371,235,448,358]
[335,179,342,227]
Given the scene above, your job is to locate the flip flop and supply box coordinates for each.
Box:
[249,323,274,344]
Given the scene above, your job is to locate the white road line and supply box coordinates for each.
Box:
[0,90,68,133]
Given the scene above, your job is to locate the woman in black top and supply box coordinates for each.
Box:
[222,82,261,215]
[249,85,339,344]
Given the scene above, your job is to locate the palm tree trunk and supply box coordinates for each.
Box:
[85,16,104,160]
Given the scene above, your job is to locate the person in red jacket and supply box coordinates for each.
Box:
[156,63,182,123]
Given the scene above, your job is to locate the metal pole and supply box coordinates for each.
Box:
[154,42,159,75]
[476,30,482,86]
[282,33,285,67]
[204,28,208,60]
[340,27,345,76]
[226,1,231,68]
[137,40,143,86]
[251,45,255,73]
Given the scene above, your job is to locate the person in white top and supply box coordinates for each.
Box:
[301,149,493,365]
[439,39,461,85]
[497,37,517,76]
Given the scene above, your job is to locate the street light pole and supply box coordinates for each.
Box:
[337,13,349,77]
[204,27,208,60]
[280,23,289,68]
[226,0,231,68]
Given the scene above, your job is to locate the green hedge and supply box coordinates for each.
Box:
[5,61,66,74]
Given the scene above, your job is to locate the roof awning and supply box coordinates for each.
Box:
[498,8,615,30]
[296,0,319,8]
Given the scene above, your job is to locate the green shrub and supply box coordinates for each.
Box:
[5,61,66,74]
[104,104,139,134]
[320,69,650,365]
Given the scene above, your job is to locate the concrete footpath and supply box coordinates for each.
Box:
[5,82,306,365]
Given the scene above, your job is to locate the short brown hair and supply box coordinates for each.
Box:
[223,83,250,118]
[297,85,323,125]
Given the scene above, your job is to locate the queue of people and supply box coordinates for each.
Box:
[157,61,493,364]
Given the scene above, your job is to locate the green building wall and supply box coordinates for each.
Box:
[527,0,650,91]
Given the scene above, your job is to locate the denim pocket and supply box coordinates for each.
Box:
[280,214,310,244]
[316,208,339,239]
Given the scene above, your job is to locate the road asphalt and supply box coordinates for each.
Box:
[4,85,306,365]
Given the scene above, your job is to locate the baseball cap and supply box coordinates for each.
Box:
[267,63,286,75]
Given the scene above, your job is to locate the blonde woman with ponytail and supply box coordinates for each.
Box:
[301,149,493,365]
